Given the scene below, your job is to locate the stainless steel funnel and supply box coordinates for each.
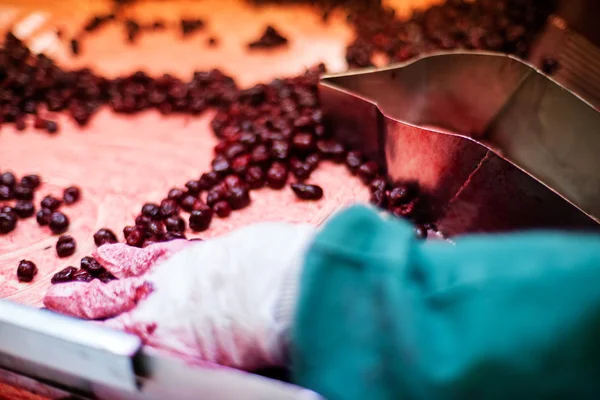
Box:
[319,52,600,236]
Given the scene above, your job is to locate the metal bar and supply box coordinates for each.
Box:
[0,300,141,393]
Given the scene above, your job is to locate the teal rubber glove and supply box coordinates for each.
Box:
[292,205,600,400]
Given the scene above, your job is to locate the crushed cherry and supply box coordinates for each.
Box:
[345,151,363,174]
[165,216,186,232]
[165,231,187,241]
[290,158,312,181]
[0,212,17,234]
[46,120,59,134]
[34,117,46,130]
[388,185,414,206]
[20,175,41,189]
[180,18,205,36]
[73,269,94,282]
[213,201,232,218]
[41,195,62,211]
[49,211,69,234]
[370,190,387,208]
[189,207,213,232]
[206,189,225,207]
[316,140,346,162]
[94,228,118,246]
[179,195,197,212]
[125,226,144,247]
[199,172,220,189]
[292,133,316,153]
[415,225,428,239]
[13,184,34,201]
[185,180,202,195]
[0,172,16,188]
[17,260,37,282]
[70,39,80,56]
[51,266,77,284]
[15,118,26,131]
[357,161,379,184]
[0,186,13,200]
[370,177,387,193]
[167,188,185,201]
[224,175,243,189]
[391,202,415,218]
[244,166,266,189]
[251,145,270,166]
[147,220,166,238]
[159,199,179,218]
[80,256,105,275]
[1,206,14,215]
[266,162,288,189]
[141,203,161,220]
[291,183,324,200]
[56,235,77,258]
[248,25,288,49]
[136,215,151,228]
[63,186,81,204]
[36,208,52,226]
[14,201,34,218]
[152,20,166,30]
[83,13,115,33]
[97,270,117,283]
[227,186,251,210]
[125,19,141,43]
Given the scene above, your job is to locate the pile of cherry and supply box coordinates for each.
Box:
[93,62,429,248]
[0,0,557,286]
[0,171,79,236]
[114,63,430,249]
[0,170,83,282]
[69,8,207,53]
[0,169,119,284]
[69,9,288,56]
[251,0,556,69]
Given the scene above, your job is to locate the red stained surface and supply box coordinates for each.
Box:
[0,0,390,307]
